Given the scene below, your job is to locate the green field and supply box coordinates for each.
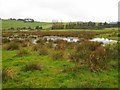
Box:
[2,19,52,30]
[2,49,118,88]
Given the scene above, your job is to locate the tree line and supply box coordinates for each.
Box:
[9,18,34,23]
[51,21,118,30]
[8,26,42,31]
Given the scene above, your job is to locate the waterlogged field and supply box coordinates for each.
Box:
[2,29,119,88]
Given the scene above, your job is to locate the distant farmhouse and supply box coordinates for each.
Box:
[17,18,34,23]
[24,18,34,22]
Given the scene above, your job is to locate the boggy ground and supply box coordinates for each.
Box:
[2,30,119,88]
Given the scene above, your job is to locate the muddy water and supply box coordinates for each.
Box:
[3,36,118,45]
[90,38,117,45]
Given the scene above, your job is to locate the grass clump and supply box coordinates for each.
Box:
[38,47,48,56]
[3,42,20,50]
[50,51,64,60]
[16,49,30,57]
[32,44,40,51]
[23,62,42,72]
[69,51,82,63]
[36,39,46,45]
[2,67,16,81]
[87,46,109,72]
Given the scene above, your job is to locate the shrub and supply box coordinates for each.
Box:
[74,40,102,52]
[87,46,109,72]
[16,49,30,57]
[2,67,16,81]
[23,62,42,71]
[68,41,102,63]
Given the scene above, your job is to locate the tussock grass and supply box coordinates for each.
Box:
[87,47,109,72]
[3,42,20,50]
[50,50,64,60]
[16,49,30,57]
[2,67,16,81]
[38,47,48,56]
[23,62,42,72]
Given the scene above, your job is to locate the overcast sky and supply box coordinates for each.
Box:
[0,0,119,22]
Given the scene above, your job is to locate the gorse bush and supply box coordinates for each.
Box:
[23,62,42,71]
[2,67,16,81]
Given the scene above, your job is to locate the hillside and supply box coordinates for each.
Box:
[2,19,52,30]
